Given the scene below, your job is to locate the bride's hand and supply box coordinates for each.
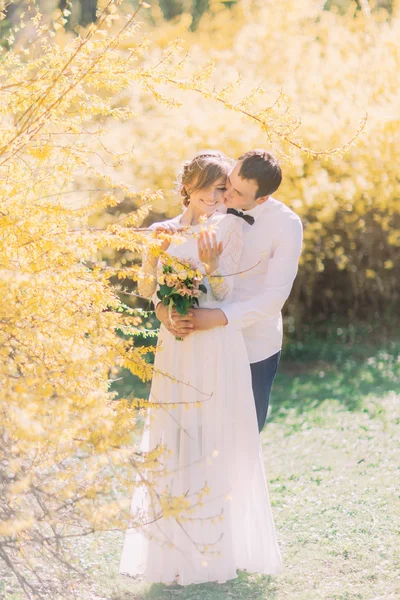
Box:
[153,223,177,252]
[155,303,194,338]
[198,230,223,274]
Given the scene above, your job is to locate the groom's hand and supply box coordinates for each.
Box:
[188,308,228,331]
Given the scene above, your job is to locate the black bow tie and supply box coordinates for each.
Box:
[226,208,255,225]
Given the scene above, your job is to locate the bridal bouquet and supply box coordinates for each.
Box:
[157,259,207,340]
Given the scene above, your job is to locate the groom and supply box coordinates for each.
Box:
[156,150,303,432]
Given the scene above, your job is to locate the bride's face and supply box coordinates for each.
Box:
[188,176,227,216]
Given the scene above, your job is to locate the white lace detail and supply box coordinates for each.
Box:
[137,248,158,299]
[208,216,244,301]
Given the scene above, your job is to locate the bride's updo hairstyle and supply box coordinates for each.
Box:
[176,151,234,207]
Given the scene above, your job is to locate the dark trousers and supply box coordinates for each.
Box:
[250,351,281,432]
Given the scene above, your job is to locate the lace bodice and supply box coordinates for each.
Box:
[137,213,244,305]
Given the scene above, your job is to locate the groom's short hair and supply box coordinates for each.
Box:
[238,150,282,198]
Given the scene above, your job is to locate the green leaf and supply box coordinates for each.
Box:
[158,284,172,296]
[175,295,191,315]
[173,295,182,308]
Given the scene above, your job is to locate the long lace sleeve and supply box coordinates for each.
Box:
[208,216,244,301]
[137,248,158,299]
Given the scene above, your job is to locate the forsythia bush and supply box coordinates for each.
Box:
[99,0,400,322]
[0,4,161,595]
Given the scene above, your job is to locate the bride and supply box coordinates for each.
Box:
[119,150,282,586]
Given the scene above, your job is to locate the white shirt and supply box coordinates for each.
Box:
[222,197,303,363]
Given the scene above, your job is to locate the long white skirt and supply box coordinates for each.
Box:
[119,320,282,585]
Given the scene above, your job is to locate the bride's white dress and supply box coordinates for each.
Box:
[119,212,282,585]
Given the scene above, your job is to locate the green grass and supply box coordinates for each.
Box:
[270,324,400,422]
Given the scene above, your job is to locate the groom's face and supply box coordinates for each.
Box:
[223,162,263,211]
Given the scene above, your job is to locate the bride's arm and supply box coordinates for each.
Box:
[137,247,159,299]
[137,222,176,299]
[198,216,244,301]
